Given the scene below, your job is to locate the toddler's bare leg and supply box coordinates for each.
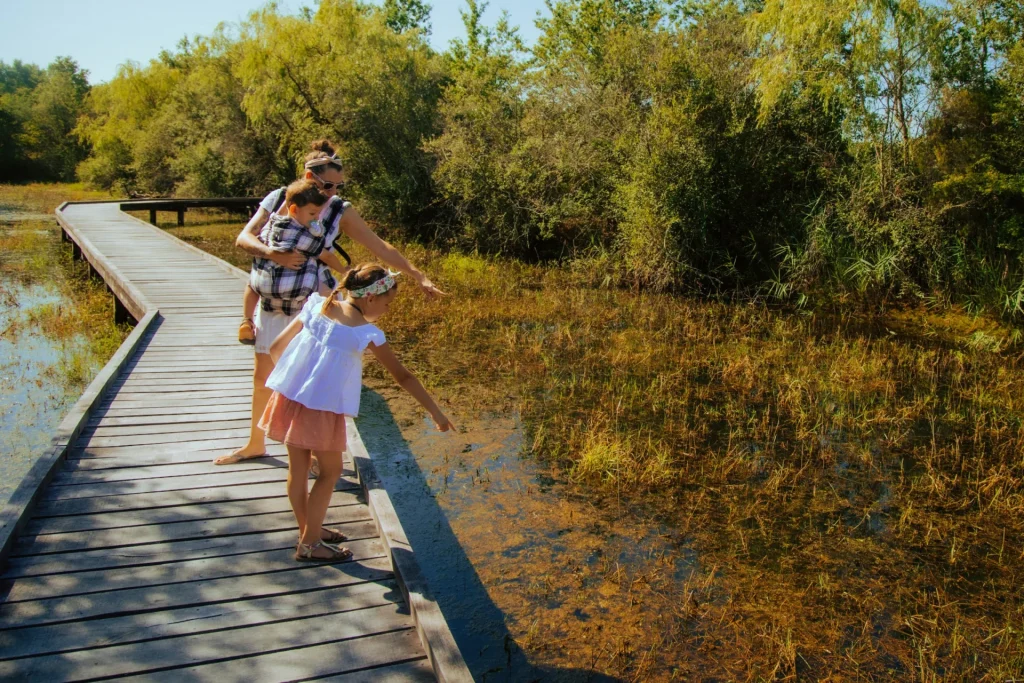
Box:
[238,285,258,345]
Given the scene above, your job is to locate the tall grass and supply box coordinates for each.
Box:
[153,207,1024,678]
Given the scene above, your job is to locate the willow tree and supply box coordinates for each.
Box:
[749,0,938,164]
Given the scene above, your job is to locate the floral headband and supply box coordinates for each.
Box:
[304,153,343,169]
[348,271,400,298]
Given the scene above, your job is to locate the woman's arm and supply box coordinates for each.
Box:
[269,317,304,364]
[236,207,306,270]
[369,342,453,431]
[338,207,445,299]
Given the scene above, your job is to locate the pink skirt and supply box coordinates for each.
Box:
[258,392,347,452]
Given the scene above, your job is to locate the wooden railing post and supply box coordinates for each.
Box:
[149,209,157,225]
[177,208,185,226]
[113,295,134,325]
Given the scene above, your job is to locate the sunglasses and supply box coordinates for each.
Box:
[310,170,345,192]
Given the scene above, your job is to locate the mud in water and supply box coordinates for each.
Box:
[359,385,703,681]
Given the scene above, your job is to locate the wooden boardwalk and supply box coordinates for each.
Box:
[0,203,469,681]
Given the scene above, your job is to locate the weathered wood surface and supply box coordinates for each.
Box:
[0,203,464,681]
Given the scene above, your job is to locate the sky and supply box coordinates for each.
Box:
[0,0,548,84]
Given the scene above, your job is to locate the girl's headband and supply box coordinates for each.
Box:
[304,153,343,169]
[348,271,400,298]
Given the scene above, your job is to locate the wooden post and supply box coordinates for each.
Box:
[149,209,157,225]
[113,295,133,325]
[71,242,82,261]
[177,208,185,227]
[60,226,69,243]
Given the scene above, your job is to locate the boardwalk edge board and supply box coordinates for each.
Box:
[347,421,474,683]
[0,200,471,681]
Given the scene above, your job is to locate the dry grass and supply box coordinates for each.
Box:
[146,205,1024,679]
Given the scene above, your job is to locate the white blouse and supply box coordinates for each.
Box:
[265,293,386,415]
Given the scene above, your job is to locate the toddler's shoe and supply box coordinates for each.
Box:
[238,318,256,345]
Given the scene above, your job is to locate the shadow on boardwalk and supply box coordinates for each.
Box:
[357,389,625,683]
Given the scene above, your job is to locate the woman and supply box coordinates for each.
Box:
[216,139,443,466]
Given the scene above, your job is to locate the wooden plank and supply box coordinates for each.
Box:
[113,629,426,682]
[3,527,381,580]
[32,479,355,518]
[40,468,309,501]
[119,364,254,375]
[14,505,371,555]
[321,659,436,682]
[65,446,291,468]
[57,456,292,481]
[85,418,252,437]
[2,547,391,602]
[24,494,357,535]
[91,405,253,420]
[86,409,251,427]
[104,388,251,401]
[0,609,415,680]
[97,392,252,407]
[113,373,252,386]
[77,427,252,448]
[1,544,390,627]
[0,580,402,661]
[78,428,251,448]
[68,438,280,461]
[106,381,251,394]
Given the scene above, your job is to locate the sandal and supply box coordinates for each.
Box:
[320,528,348,543]
[295,529,348,546]
[295,541,353,563]
[238,318,256,345]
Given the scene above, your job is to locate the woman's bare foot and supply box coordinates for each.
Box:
[214,446,268,465]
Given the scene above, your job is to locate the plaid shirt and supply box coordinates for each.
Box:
[249,214,340,315]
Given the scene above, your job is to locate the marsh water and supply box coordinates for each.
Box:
[358,387,700,681]
[0,198,126,507]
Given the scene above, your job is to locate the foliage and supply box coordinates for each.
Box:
[3,0,1023,314]
[0,58,90,182]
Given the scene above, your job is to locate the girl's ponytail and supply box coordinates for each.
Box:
[321,281,345,316]
[320,264,388,315]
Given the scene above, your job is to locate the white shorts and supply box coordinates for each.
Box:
[254,308,297,355]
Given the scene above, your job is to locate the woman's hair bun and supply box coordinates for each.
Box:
[310,139,336,155]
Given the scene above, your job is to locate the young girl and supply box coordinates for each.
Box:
[261,263,454,562]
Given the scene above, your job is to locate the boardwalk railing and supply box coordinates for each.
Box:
[120,197,262,227]
[0,200,471,682]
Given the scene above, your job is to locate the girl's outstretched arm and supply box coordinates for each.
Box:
[338,207,445,299]
[369,342,453,431]
[269,317,304,364]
